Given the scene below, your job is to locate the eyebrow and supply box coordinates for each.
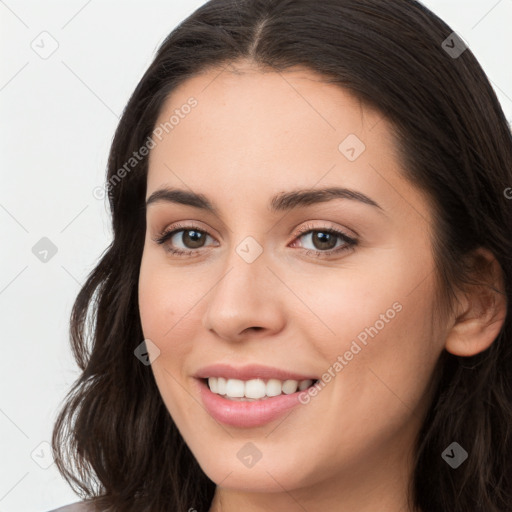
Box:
[145,186,384,214]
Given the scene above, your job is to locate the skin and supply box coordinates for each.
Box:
[138,60,506,512]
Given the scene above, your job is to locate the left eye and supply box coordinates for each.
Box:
[153,224,357,257]
[294,229,349,252]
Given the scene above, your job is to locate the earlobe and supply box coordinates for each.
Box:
[444,248,507,357]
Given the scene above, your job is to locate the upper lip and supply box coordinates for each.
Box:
[194,363,318,382]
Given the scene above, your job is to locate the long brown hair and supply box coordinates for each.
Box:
[51,1,512,510]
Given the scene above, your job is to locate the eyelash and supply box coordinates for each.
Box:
[152,222,358,259]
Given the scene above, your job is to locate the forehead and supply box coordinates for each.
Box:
[147,63,393,185]
[152,63,384,141]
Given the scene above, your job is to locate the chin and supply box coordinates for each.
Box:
[203,463,302,492]
[192,445,316,493]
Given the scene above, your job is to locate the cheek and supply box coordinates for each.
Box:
[331,281,440,431]
[138,260,198,424]
[307,253,440,406]
[138,257,193,364]
[138,266,168,342]
[299,269,403,358]
[318,244,438,358]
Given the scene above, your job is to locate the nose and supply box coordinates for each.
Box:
[201,247,285,342]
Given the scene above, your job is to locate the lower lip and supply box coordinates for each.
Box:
[196,378,308,428]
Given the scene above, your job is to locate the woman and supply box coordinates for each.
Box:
[49,0,512,511]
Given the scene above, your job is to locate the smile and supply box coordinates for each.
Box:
[206,377,317,400]
[196,376,319,428]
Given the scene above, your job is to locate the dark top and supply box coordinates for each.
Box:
[47,502,96,512]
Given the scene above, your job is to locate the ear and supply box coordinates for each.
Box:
[444,248,507,357]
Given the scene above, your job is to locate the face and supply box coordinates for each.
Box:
[138,61,446,500]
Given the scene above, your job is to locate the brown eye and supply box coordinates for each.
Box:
[178,229,207,249]
[153,224,216,255]
[306,231,339,251]
[293,226,357,257]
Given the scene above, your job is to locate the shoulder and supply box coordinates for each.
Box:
[46,501,98,512]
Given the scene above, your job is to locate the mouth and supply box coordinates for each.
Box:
[201,377,320,401]
[196,376,320,428]
[193,363,321,427]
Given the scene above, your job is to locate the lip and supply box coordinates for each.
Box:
[194,363,318,382]
[195,377,313,428]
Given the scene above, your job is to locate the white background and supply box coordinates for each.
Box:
[1,1,511,511]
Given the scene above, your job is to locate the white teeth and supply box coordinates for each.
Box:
[282,380,299,394]
[266,378,283,397]
[225,378,244,397]
[245,378,267,399]
[209,377,219,394]
[217,377,227,395]
[207,377,315,400]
